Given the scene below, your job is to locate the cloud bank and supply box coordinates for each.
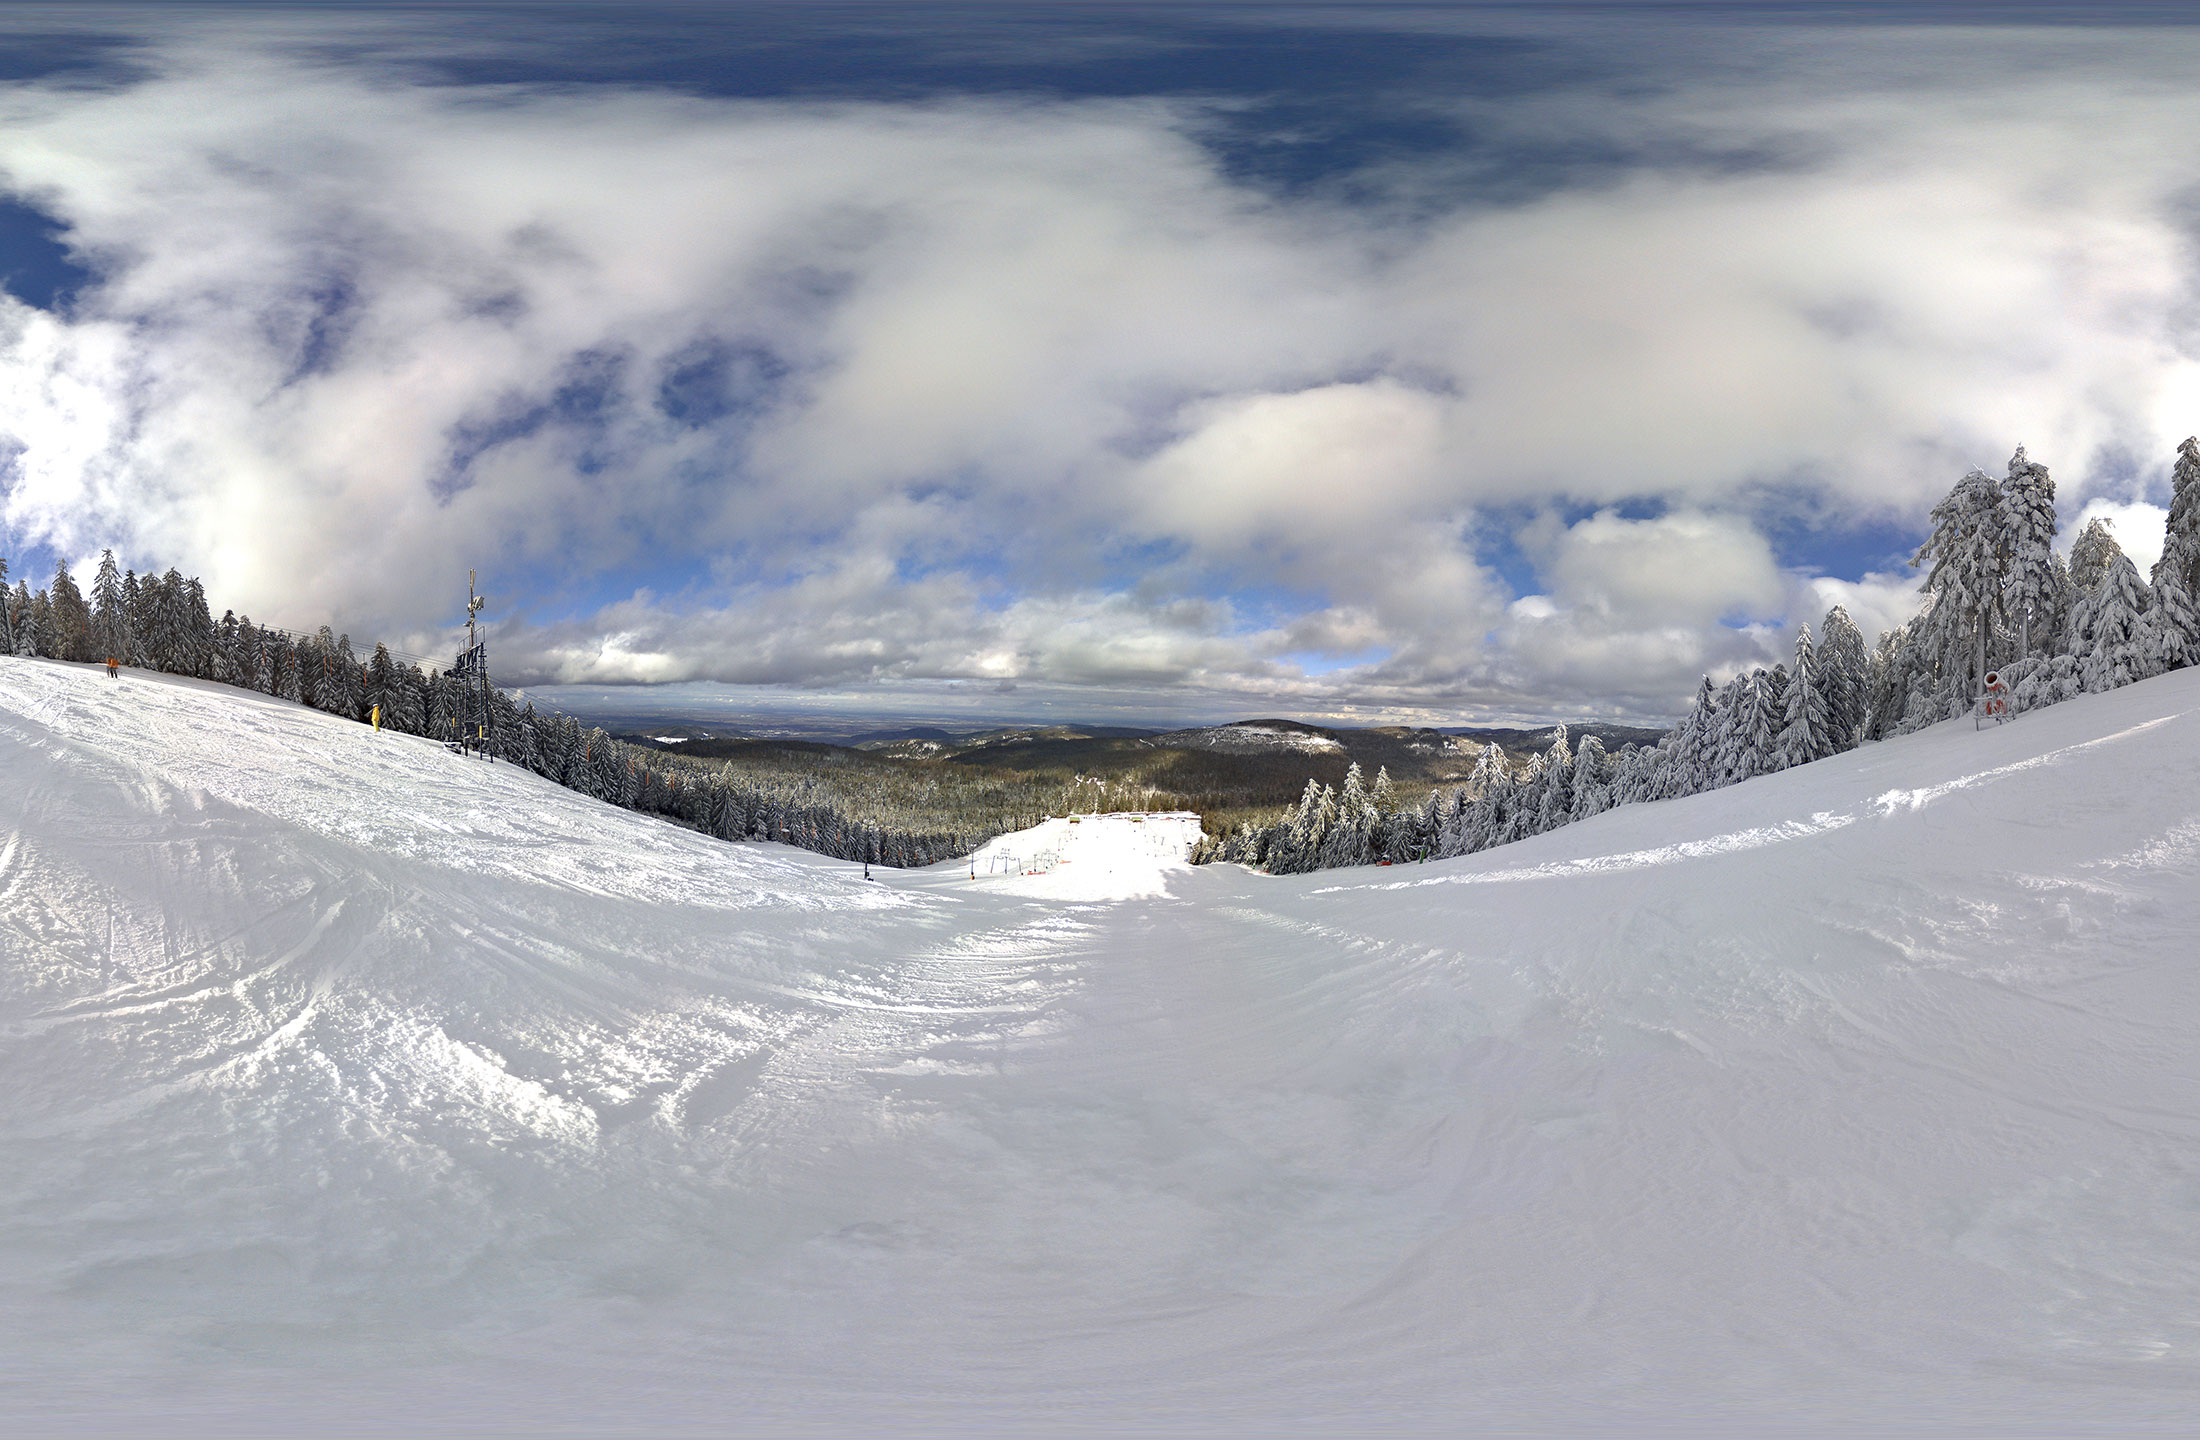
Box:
[5,13,2200,722]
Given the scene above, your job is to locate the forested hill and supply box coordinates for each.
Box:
[621,717,1667,837]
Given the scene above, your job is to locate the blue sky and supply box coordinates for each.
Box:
[2,3,2196,726]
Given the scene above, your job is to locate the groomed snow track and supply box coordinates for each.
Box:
[3,655,2198,1436]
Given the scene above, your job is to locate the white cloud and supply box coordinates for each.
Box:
[1542,510,1785,626]
[2067,498,2168,578]
[1796,570,1925,651]
[6,20,2200,720]
[1128,380,1454,548]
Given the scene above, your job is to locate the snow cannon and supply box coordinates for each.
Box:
[1975,672,2011,729]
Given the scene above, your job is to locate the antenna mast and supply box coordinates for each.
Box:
[451,571,491,759]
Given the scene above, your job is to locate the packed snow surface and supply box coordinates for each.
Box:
[963,811,1204,900]
[3,656,2199,1435]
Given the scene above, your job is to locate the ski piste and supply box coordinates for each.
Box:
[2,653,2197,1435]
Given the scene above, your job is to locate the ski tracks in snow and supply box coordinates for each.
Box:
[7,657,2200,1431]
[1319,712,2182,897]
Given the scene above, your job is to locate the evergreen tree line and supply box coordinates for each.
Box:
[1198,441,2200,875]
[0,551,1000,867]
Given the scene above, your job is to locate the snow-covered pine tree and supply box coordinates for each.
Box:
[1605,742,1644,809]
[1909,466,2007,713]
[1774,625,1835,770]
[514,701,545,774]
[1721,669,1786,784]
[1653,678,1717,798]
[1213,819,1263,868]
[1274,778,1334,873]
[1464,743,1509,853]
[705,770,743,841]
[12,582,39,656]
[1382,784,1430,863]
[1999,446,2058,659]
[2067,517,2123,596]
[2157,435,2200,591]
[2153,437,2200,670]
[146,569,187,672]
[1863,628,1901,740]
[1317,763,1375,869]
[273,635,303,702]
[532,704,572,777]
[1369,765,1397,859]
[1498,752,1542,843]
[184,580,215,678]
[586,729,622,800]
[1711,672,1754,786]
[1534,726,1573,834]
[326,634,363,720]
[126,571,155,667]
[50,561,91,662]
[2069,552,2161,695]
[213,611,239,684]
[142,569,171,670]
[1616,743,1661,807]
[425,669,453,738]
[364,643,399,723]
[1428,786,1465,859]
[294,628,326,708]
[1890,600,1964,735]
[90,550,128,663]
[0,570,24,660]
[488,686,521,762]
[2152,560,2198,672]
[1818,605,1870,752]
[2012,648,2081,712]
[235,619,268,694]
[30,588,58,658]
[392,664,428,735]
[1751,666,1788,775]
[2042,551,2075,650]
[1569,734,1612,822]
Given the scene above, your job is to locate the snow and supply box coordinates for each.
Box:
[960,811,1204,900]
[4,654,2200,1434]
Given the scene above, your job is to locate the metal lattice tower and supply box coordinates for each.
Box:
[449,571,490,757]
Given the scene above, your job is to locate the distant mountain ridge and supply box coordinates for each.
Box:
[639,716,1671,771]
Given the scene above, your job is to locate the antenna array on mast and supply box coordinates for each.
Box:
[448,570,492,759]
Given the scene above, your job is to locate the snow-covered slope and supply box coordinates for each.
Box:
[964,810,1204,899]
[3,655,2198,1435]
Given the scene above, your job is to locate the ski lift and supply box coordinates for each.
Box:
[1975,671,2011,729]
